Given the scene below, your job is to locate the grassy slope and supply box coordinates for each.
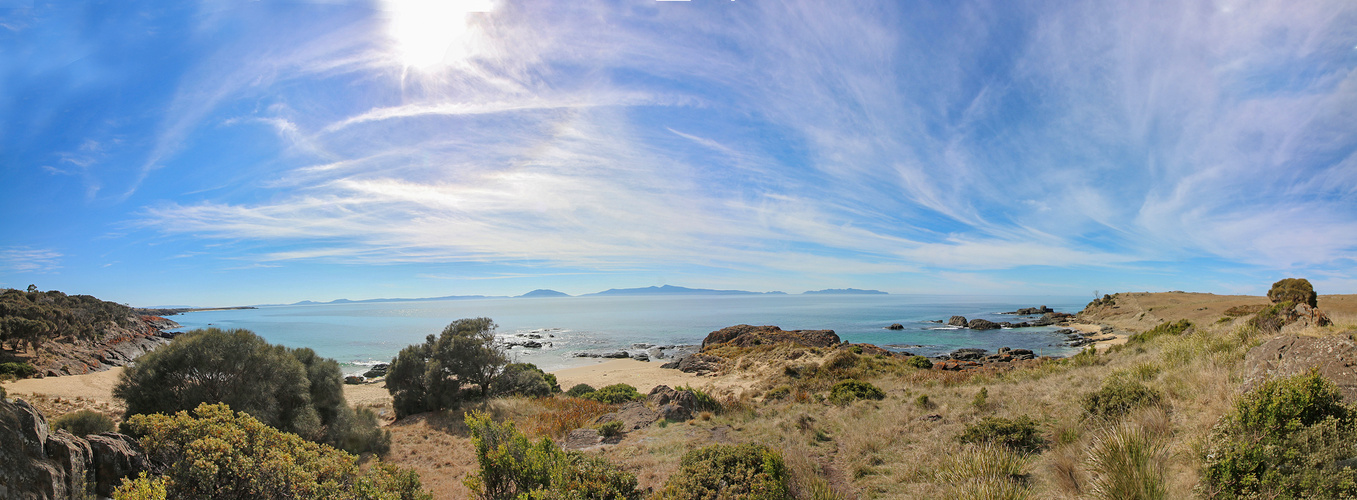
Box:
[378,292,1357,499]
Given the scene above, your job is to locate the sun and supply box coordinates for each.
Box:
[383,0,495,70]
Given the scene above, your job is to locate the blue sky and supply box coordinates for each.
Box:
[2,0,1356,306]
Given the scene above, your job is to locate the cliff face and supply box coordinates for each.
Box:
[29,315,181,377]
[0,398,145,499]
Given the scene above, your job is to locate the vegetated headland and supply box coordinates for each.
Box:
[3,279,1357,499]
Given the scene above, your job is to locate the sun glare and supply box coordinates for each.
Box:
[383,0,494,70]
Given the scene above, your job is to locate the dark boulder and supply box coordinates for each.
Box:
[950,348,988,360]
[1242,334,1357,404]
[887,323,904,330]
[630,352,650,362]
[967,319,1001,330]
[601,351,630,359]
[700,325,840,350]
[948,316,969,327]
[0,399,145,500]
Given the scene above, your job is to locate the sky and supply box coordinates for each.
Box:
[2,0,1356,306]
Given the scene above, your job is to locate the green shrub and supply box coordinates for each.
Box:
[905,355,933,369]
[0,361,36,378]
[958,416,1045,454]
[597,420,624,438]
[114,329,386,455]
[654,443,790,500]
[1200,371,1357,499]
[463,411,639,500]
[972,387,989,409]
[1128,320,1192,345]
[1267,278,1318,308]
[829,379,885,405]
[1083,378,1162,420]
[764,386,791,400]
[112,472,169,500]
[51,409,115,436]
[124,403,429,500]
[565,383,596,398]
[1248,302,1294,334]
[491,363,558,398]
[580,383,643,404]
[915,394,931,408]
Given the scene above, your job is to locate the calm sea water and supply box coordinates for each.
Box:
[171,294,1089,374]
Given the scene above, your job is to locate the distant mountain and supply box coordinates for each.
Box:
[583,285,785,296]
[285,295,497,306]
[802,288,888,295]
[517,289,570,298]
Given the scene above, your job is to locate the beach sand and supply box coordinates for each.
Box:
[1,359,744,415]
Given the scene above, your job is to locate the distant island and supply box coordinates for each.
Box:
[802,288,887,295]
[517,289,571,298]
[582,285,786,297]
[248,284,898,306]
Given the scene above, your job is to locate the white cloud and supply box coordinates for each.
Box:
[0,247,63,273]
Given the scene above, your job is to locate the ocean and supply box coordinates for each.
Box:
[170,294,1091,374]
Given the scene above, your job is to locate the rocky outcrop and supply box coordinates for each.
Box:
[887,323,904,330]
[660,354,725,375]
[1005,306,1054,315]
[591,401,658,431]
[701,324,841,350]
[0,399,145,499]
[28,315,181,378]
[967,319,1001,330]
[1242,334,1357,403]
[948,316,969,327]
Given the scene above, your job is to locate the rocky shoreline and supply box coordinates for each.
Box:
[26,315,182,378]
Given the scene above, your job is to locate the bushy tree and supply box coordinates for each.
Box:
[114,328,387,454]
[385,318,508,417]
[1267,278,1318,308]
[122,403,428,500]
[491,363,560,398]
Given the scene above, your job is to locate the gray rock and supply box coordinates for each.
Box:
[948,316,969,327]
[1242,334,1357,404]
[630,352,650,362]
[967,319,1001,330]
[887,323,904,330]
[0,399,146,500]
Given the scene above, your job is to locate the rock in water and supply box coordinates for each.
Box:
[948,316,969,327]
[967,319,1001,330]
[887,323,904,330]
[700,325,839,349]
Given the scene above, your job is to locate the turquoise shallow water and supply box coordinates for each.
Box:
[170,294,1089,373]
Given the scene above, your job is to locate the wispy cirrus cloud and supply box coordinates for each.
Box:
[130,0,1357,285]
[0,247,62,274]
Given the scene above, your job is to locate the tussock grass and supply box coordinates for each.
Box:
[1086,421,1169,500]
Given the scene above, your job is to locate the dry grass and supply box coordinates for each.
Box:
[370,292,1357,499]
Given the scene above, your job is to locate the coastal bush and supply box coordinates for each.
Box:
[828,379,885,405]
[0,361,35,378]
[1087,423,1168,500]
[823,351,859,373]
[1267,278,1318,308]
[1247,302,1293,333]
[565,383,596,398]
[958,416,1045,454]
[0,288,136,351]
[598,419,624,437]
[114,328,388,455]
[123,403,429,500]
[580,383,644,404]
[51,409,115,436]
[112,472,169,500]
[386,317,508,417]
[1201,371,1357,499]
[491,363,559,398]
[1083,378,1162,420]
[905,355,932,369]
[653,443,790,500]
[1128,320,1192,345]
[463,411,640,500]
[972,387,989,409]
